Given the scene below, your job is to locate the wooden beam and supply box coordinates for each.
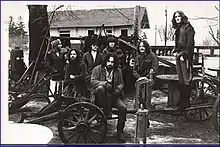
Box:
[133,5,141,46]
[50,36,84,40]
[118,38,137,51]
[158,56,176,68]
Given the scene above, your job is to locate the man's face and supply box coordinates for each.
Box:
[139,42,146,53]
[106,56,114,70]
[91,44,98,51]
[70,50,77,60]
[175,12,182,24]
[109,42,115,48]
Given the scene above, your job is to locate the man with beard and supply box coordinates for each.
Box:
[133,40,159,110]
[91,53,127,142]
[171,10,195,110]
[65,49,88,97]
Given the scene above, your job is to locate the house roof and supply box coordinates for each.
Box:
[49,7,150,29]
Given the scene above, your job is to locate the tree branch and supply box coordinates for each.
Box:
[202,23,218,28]
[189,16,218,20]
[208,25,220,46]
[215,5,219,11]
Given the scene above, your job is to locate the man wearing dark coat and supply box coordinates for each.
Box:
[171,10,195,110]
[47,39,67,96]
[65,49,88,96]
[82,38,102,75]
[102,36,124,67]
[133,40,159,110]
[91,53,127,142]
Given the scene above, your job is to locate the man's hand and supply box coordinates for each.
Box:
[70,75,75,79]
[113,88,121,96]
[137,77,147,82]
[105,82,113,93]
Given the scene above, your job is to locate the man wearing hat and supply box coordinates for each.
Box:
[102,36,124,67]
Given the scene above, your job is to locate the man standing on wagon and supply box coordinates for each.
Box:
[171,10,195,110]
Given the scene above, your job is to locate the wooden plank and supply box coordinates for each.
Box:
[118,38,137,51]
[51,36,83,40]
[158,56,176,68]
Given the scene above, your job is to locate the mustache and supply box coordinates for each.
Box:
[107,65,113,69]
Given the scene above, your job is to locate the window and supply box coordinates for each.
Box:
[88,30,94,36]
[106,29,112,34]
[59,30,70,47]
[59,30,70,35]
[121,29,128,37]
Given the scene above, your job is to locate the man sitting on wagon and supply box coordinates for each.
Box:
[90,53,127,142]
[65,48,88,97]
[133,40,159,110]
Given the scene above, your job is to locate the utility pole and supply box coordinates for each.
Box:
[165,7,168,46]
[133,5,140,46]
[155,25,157,46]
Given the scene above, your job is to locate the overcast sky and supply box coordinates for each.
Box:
[2,1,219,45]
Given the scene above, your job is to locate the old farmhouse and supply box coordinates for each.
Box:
[49,6,150,45]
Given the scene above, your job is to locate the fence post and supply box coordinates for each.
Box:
[210,47,214,56]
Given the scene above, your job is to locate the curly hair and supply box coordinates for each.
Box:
[172,10,189,29]
[101,53,119,70]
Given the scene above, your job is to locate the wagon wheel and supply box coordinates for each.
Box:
[183,78,217,121]
[212,96,219,132]
[58,102,107,144]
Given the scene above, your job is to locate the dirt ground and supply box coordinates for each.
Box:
[9,90,219,144]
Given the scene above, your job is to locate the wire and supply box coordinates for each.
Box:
[113,6,134,22]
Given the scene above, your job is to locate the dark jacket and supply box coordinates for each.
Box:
[102,47,124,61]
[66,61,88,81]
[133,51,159,79]
[91,65,124,91]
[174,23,195,61]
[82,51,102,75]
[47,51,66,81]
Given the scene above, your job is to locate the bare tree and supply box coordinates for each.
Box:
[202,37,213,46]
[158,24,175,42]
[189,5,219,46]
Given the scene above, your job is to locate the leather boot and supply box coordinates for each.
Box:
[178,85,191,111]
[181,85,191,107]
[116,122,126,142]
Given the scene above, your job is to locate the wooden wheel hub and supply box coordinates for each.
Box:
[76,121,90,135]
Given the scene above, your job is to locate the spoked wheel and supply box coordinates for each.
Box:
[183,77,218,121]
[58,102,107,144]
[183,106,213,121]
[212,96,219,132]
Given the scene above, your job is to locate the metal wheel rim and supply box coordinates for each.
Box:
[58,102,107,144]
[183,107,213,121]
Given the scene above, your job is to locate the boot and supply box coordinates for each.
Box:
[116,122,126,142]
[181,85,191,107]
[177,85,191,111]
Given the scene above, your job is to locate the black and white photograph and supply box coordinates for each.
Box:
[2,1,219,144]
